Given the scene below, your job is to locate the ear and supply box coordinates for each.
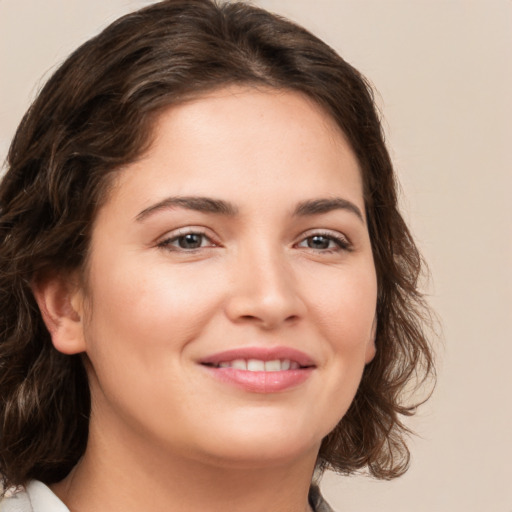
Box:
[365,315,377,364]
[31,272,87,355]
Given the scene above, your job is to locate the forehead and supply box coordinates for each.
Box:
[150,85,353,159]
[99,85,364,219]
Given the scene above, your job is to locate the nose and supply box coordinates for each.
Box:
[224,246,307,330]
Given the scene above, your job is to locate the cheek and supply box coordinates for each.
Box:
[307,264,377,348]
[80,258,224,428]
[308,271,377,433]
[306,266,376,428]
[82,255,224,365]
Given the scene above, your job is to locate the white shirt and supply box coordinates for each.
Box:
[0,481,69,512]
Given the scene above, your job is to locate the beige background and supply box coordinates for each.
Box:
[1,1,511,511]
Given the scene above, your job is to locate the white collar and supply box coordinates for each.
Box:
[26,481,69,512]
[0,481,69,512]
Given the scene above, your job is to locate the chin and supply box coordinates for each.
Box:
[202,439,320,470]
[185,417,326,469]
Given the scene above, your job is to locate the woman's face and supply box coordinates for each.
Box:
[75,86,377,467]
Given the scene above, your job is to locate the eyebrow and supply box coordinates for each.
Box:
[293,198,364,223]
[136,196,238,221]
[135,195,364,223]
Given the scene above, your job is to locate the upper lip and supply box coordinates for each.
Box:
[199,346,316,368]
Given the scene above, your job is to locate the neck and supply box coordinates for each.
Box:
[52,420,319,512]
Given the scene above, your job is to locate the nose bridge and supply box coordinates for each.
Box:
[226,239,305,328]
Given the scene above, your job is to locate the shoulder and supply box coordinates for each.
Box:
[0,481,68,512]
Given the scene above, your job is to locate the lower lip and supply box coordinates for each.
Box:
[202,366,314,393]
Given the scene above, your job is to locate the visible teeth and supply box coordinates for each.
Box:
[247,359,265,371]
[264,360,281,372]
[215,358,303,371]
[231,359,247,370]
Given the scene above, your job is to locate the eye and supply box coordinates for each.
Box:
[158,229,216,251]
[296,232,352,252]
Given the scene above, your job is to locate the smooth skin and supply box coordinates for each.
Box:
[34,86,378,512]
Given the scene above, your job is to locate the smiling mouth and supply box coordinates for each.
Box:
[199,346,316,392]
[202,359,310,372]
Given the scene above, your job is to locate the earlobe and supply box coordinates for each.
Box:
[365,316,377,364]
[31,272,87,355]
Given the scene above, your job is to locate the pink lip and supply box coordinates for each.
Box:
[200,346,315,367]
[199,346,316,394]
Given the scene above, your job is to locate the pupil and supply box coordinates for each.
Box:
[179,234,202,249]
[309,236,329,249]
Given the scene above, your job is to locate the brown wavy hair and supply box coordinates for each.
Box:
[0,0,434,490]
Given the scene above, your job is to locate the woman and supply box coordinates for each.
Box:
[0,1,434,511]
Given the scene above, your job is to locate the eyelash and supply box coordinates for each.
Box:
[296,231,352,253]
[157,228,216,251]
[157,229,352,253]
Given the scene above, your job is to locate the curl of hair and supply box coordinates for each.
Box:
[0,0,434,490]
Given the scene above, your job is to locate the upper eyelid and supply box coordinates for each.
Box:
[155,226,352,246]
[157,226,218,245]
[295,229,353,251]
[297,228,351,242]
